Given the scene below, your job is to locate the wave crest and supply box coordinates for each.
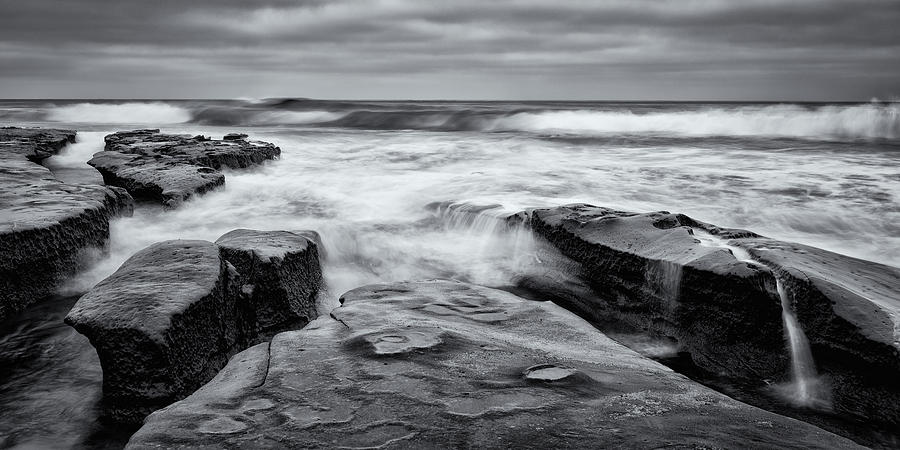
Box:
[41,100,900,140]
[492,104,900,140]
[46,102,192,124]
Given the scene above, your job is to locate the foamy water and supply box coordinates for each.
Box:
[29,101,897,299]
[1,99,898,447]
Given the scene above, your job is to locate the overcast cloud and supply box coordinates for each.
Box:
[0,0,897,100]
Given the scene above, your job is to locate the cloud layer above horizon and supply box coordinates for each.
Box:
[0,0,898,100]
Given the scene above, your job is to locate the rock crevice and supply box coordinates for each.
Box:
[0,127,133,322]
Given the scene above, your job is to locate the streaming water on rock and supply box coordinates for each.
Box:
[693,229,830,408]
[775,280,824,407]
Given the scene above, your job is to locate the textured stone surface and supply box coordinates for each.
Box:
[127,280,860,449]
[527,204,787,379]
[0,127,133,322]
[65,240,237,423]
[216,229,322,334]
[527,203,900,427]
[735,238,900,426]
[65,231,322,423]
[89,129,279,207]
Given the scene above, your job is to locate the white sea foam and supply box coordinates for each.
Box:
[46,102,192,124]
[492,103,900,139]
[60,124,900,304]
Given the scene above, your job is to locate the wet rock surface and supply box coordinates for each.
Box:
[527,203,900,428]
[735,238,900,426]
[127,280,860,449]
[0,127,133,322]
[527,204,787,379]
[216,229,322,334]
[89,129,280,207]
[65,230,322,424]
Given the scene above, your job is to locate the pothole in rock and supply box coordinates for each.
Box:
[357,328,444,355]
[523,364,579,382]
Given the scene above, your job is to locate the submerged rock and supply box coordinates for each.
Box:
[527,203,900,427]
[0,127,133,322]
[89,129,279,207]
[64,230,322,424]
[127,280,860,449]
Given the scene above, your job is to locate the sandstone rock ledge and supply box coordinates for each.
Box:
[527,204,786,379]
[526,204,900,426]
[65,229,322,424]
[89,129,280,208]
[0,127,133,322]
[127,280,860,449]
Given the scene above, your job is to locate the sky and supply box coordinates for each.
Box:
[0,0,898,100]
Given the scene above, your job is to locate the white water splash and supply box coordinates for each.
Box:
[46,102,192,124]
[493,103,900,139]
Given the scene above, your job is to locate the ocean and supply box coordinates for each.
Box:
[1,99,899,447]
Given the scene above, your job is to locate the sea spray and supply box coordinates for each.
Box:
[492,103,900,139]
[43,100,900,140]
[46,102,192,124]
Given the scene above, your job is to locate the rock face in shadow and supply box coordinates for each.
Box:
[0,127,133,322]
[527,203,900,427]
[89,129,280,208]
[126,280,861,449]
[528,204,786,379]
[64,230,322,424]
[734,238,900,426]
[216,229,322,334]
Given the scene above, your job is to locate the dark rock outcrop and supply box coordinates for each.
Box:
[527,204,786,379]
[526,203,900,426]
[0,127,133,322]
[127,280,861,449]
[216,229,322,334]
[89,129,280,207]
[64,230,322,423]
[734,238,900,425]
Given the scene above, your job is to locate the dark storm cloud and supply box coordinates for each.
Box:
[0,0,897,99]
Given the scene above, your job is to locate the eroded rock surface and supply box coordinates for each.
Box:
[527,203,900,426]
[89,129,279,207]
[0,127,133,322]
[528,204,786,379]
[127,280,860,449]
[65,230,322,423]
[216,229,322,334]
[735,238,900,425]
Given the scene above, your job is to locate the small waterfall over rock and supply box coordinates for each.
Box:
[426,201,540,284]
[775,279,823,406]
[693,228,830,408]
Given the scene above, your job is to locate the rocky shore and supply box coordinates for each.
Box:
[524,204,900,427]
[90,129,280,207]
[127,280,861,449]
[2,127,898,448]
[0,127,133,322]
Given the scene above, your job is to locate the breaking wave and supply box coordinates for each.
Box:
[46,102,192,124]
[491,104,900,140]
[41,100,900,140]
